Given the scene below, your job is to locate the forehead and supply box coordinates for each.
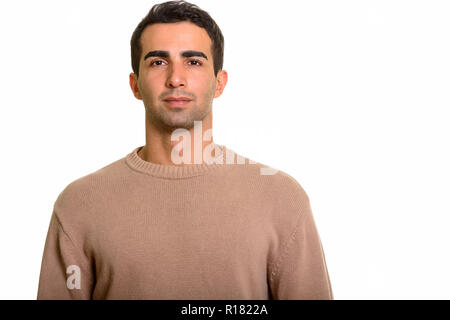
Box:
[140,21,212,56]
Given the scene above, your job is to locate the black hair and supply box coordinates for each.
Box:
[130,0,224,78]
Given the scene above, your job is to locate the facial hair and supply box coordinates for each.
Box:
[145,82,216,132]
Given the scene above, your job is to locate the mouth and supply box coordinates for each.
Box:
[162,98,192,107]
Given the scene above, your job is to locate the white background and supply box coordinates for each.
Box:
[0,0,449,299]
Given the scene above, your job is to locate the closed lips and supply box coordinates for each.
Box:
[163,97,192,101]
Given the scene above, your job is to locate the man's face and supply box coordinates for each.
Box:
[130,21,226,131]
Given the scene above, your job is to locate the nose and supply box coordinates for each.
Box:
[165,62,186,88]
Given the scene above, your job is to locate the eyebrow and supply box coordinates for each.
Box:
[143,50,208,61]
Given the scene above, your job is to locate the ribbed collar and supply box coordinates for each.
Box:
[125,143,227,179]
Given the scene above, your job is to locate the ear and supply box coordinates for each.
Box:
[214,70,228,98]
[129,73,143,100]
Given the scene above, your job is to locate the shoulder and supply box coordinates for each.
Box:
[232,149,310,202]
[53,156,127,221]
[220,147,311,211]
[240,153,312,221]
[272,169,311,204]
[265,168,312,222]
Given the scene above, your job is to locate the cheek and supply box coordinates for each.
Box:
[138,77,158,99]
[194,76,216,95]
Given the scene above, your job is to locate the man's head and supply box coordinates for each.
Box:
[129,0,227,131]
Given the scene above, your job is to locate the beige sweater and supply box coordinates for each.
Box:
[37,144,333,299]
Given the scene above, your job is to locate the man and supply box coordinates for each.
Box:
[37,0,333,300]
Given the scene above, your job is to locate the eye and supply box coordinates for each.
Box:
[150,60,166,66]
[188,59,202,66]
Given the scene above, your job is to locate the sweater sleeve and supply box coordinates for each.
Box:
[37,211,95,300]
[269,198,334,300]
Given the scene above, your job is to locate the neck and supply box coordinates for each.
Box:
[138,139,222,166]
[139,118,219,166]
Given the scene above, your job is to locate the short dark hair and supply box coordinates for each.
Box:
[130,0,224,78]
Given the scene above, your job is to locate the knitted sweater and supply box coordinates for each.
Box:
[37,144,333,299]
